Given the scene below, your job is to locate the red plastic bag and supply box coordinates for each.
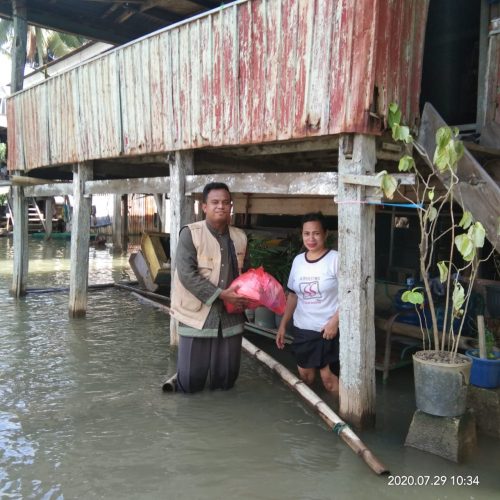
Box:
[224,267,286,315]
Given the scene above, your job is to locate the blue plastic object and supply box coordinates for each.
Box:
[465,349,500,389]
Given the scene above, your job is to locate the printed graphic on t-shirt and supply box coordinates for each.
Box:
[299,280,322,300]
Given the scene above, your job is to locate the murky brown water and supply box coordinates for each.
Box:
[0,237,498,499]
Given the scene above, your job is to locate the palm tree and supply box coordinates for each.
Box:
[0,19,87,70]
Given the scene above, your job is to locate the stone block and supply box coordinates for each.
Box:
[405,409,477,462]
[467,386,500,438]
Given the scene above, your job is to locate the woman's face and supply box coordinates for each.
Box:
[302,221,327,252]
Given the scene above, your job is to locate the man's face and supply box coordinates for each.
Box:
[202,189,232,225]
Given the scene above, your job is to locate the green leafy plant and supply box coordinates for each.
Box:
[380,103,498,357]
[248,234,303,287]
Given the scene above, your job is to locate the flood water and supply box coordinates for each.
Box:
[0,237,499,499]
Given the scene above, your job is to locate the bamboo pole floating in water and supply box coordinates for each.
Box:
[162,374,177,392]
[25,282,118,294]
[114,282,170,304]
[130,292,171,313]
[241,338,390,476]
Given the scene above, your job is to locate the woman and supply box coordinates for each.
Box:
[276,212,339,396]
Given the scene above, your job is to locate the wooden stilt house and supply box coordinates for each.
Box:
[4,0,500,428]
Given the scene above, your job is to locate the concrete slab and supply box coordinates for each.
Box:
[467,386,500,438]
[405,409,477,462]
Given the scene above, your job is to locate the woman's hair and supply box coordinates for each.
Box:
[202,182,231,203]
[301,212,327,232]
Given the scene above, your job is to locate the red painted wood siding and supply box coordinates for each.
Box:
[7,0,430,172]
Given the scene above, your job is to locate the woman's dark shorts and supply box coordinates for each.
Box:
[291,325,339,370]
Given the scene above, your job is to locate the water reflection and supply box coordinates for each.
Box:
[0,237,498,499]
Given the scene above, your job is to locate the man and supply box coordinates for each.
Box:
[170,182,250,393]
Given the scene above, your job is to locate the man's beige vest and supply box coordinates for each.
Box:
[170,221,247,330]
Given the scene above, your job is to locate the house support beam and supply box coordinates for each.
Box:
[337,134,377,430]
[169,151,195,345]
[44,197,53,240]
[10,173,28,297]
[112,194,123,252]
[10,0,27,93]
[69,162,93,317]
[121,194,129,251]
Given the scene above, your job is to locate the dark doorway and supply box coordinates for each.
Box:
[420,0,481,126]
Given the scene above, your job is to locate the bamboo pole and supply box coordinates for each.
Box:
[162,374,177,392]
[25,282,117,294]
[241,338,390,475]
[477,315,486,359]
[114,282,170,304]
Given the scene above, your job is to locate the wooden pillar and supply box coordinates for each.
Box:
[10,177,28,297]
[10,0,27,93]
[121,194,129,251]
[44,197,53,240]
[483,17,500,127]
[112,193,123,252]
[154,194,168,232]
[169,151,195,345]
[69,162,93,317]
[337,134,377,429]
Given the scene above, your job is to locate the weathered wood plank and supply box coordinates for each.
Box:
[263,0,279,141]
[179,24,192,148]
[238,1,253,143]
[293,0,314,138]
[338,134,377,429]
[277,0,298,141]
[189,19,202,147]
[200,15,213,145]
[171,29,182,150]
[69,162,93,317]
[250,0,266,142]
[212,11,223,146]
[86,177,170,195]
[169,151,195,345]
[162,31,176,151]
[10,179,28,297]
[222,5,239,144]
[186,172,339,195]
[150,34,165,152]
[418,103,500,251]
[233,196,338,216]
[307,0,334,136]
[112,193,123,252]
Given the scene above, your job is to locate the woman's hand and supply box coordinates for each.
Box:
[276,326,286,350]
[322,314,339,340]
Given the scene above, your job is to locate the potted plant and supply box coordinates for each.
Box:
[466,327,500,389]
[379,103,499,417]
[247,234,302,328]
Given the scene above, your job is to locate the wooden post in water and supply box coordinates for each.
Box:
[69,162,93,317]
[337,134,377,429]
[121,194,129,251]
[10,174,29,297]
[112,194,123,252]
[169,151,194,345]
[44,198,53,240]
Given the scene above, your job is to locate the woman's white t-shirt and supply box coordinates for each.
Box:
[287,249,339,332]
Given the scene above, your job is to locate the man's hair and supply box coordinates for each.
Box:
[301,212,327,232]
[202,182,231,203]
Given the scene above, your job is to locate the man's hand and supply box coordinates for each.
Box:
[219,285,249,309]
